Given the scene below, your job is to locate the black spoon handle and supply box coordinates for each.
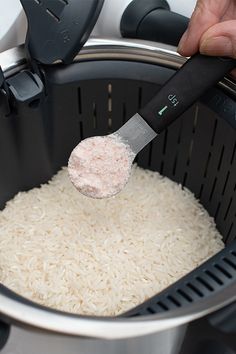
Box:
[139,54,236,133]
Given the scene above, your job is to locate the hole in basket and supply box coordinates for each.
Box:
[160,161,164,175]
[108,84,112,130]
[223,257,236,270]
[192,105,199,133]
[172,154,178,176]
[79,121,84,140]
[214,202,221,219]
[163,129,168,155]
[28,99,40,109]
[211,119,218,146]
[147,307,155,314]
[231,250,236,258]
[204,270,223,285]
[177,118,183,144]
[77,87,82,115]
[177,289,193,302]
[167,295,181,307]
[59,0,68,4]
[225,223,234,244]
[138,87,142,109]
[156,301,169,311]
[230,141,236,164]
[217,145,225,171]
[92,102,97,130]
[46,8,60,22]
[209,178,217,202]
[222,171,230,196]
[182,172,188,187]
[129,313,141,317]
[186,139,194,166]
[196,276,214,291]
[122,103,126,124]
[199,184,204,199]
[108,84,112,112]
[214,264,232,278]
[204,152,211,178]
[148,142,153,167]
[224,197,232,220]
[186,283,204,297]
[34,0,41,4]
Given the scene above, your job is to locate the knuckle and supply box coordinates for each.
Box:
[195,0,207,14]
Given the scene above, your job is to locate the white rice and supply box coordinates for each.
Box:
[0,165,224,316]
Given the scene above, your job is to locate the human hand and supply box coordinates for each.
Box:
[178,0,236,61]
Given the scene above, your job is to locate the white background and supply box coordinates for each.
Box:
[0,0,197,52]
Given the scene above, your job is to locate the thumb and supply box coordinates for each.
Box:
[200,20,236,58]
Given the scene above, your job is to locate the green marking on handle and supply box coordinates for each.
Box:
[158,105,168,116]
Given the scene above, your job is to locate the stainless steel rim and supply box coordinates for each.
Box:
[0,38,235,339]
[1,38,236,96]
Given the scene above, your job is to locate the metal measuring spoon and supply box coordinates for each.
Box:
[68,54,236,199]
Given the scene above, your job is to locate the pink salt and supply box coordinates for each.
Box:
[68,134,135,198]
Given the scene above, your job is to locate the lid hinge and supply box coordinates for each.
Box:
[0,64,45,116]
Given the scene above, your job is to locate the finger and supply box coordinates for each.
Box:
[178,0,229,56]
[230,68,236,79]
[200,20,236,58]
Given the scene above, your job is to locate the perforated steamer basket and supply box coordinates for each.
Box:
[0,38,236,354]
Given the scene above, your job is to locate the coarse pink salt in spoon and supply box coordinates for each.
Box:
[68,133,136,199]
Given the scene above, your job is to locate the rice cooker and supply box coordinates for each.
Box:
[0,1,235,353]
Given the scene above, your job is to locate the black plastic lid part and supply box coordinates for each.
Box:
[135,9,188,46]
[120,0,170,38]
[20,0,104,65]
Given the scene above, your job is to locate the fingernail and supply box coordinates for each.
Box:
[200,36,232,56]
[177,30,188,54]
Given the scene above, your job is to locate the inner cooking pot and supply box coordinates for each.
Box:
[0,38,236,348]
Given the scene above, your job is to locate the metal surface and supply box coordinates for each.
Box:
[1,38,236,97]
[116,113,157,155]
[0,45,26,77]
[1,325,187,354]
[0,282,236,339]
[0,38,235,343]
